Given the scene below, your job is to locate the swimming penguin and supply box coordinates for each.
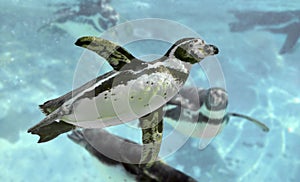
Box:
[28,36,219,165]
[165,87,269,149]
[229,10,300,54]
[38,0,119,37]
[68,129,197,182]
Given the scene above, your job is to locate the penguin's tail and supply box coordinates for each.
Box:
[28,112,75,143]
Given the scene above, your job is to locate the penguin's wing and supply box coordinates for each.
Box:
[67,129,197,182]
[75,36,144,71]
[139,106,164,167]
[227,112,270,132]
[263,22,300,54]
[279,22,300,54]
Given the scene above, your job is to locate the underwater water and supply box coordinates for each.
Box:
[1,0,300,181]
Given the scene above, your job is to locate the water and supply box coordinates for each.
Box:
[0,0,300,181]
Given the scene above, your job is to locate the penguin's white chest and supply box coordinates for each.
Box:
[165,104,228,139]
[63,72,182,128]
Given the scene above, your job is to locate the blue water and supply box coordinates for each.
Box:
[1,0,300,181]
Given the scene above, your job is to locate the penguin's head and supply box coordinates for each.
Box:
[205,87,228,111]
[169,38,219,64]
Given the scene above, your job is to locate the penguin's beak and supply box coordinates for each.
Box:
[210,45,219,55]
[201,44,219,56]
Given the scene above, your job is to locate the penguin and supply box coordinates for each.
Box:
[165,87,269,149]
[68,129,197,182]
[28,36,218,165]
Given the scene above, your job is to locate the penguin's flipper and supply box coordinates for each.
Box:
[139,106,164,167]
[227,112,270,132]
[263,22,300,54]
[75,36,143,71]
[279,23,300,54]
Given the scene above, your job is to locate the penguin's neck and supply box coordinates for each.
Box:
[154,56,193,74]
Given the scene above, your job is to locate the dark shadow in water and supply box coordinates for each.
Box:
[68,129,198,182]
[229,10,300,54]
[38,0,119,35]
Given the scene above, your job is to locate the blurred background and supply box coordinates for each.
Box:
[0,0,299,181]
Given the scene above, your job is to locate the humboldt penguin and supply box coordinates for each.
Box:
[68,129,197,182]
[165,87,269,149]
[28,36,218,165]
